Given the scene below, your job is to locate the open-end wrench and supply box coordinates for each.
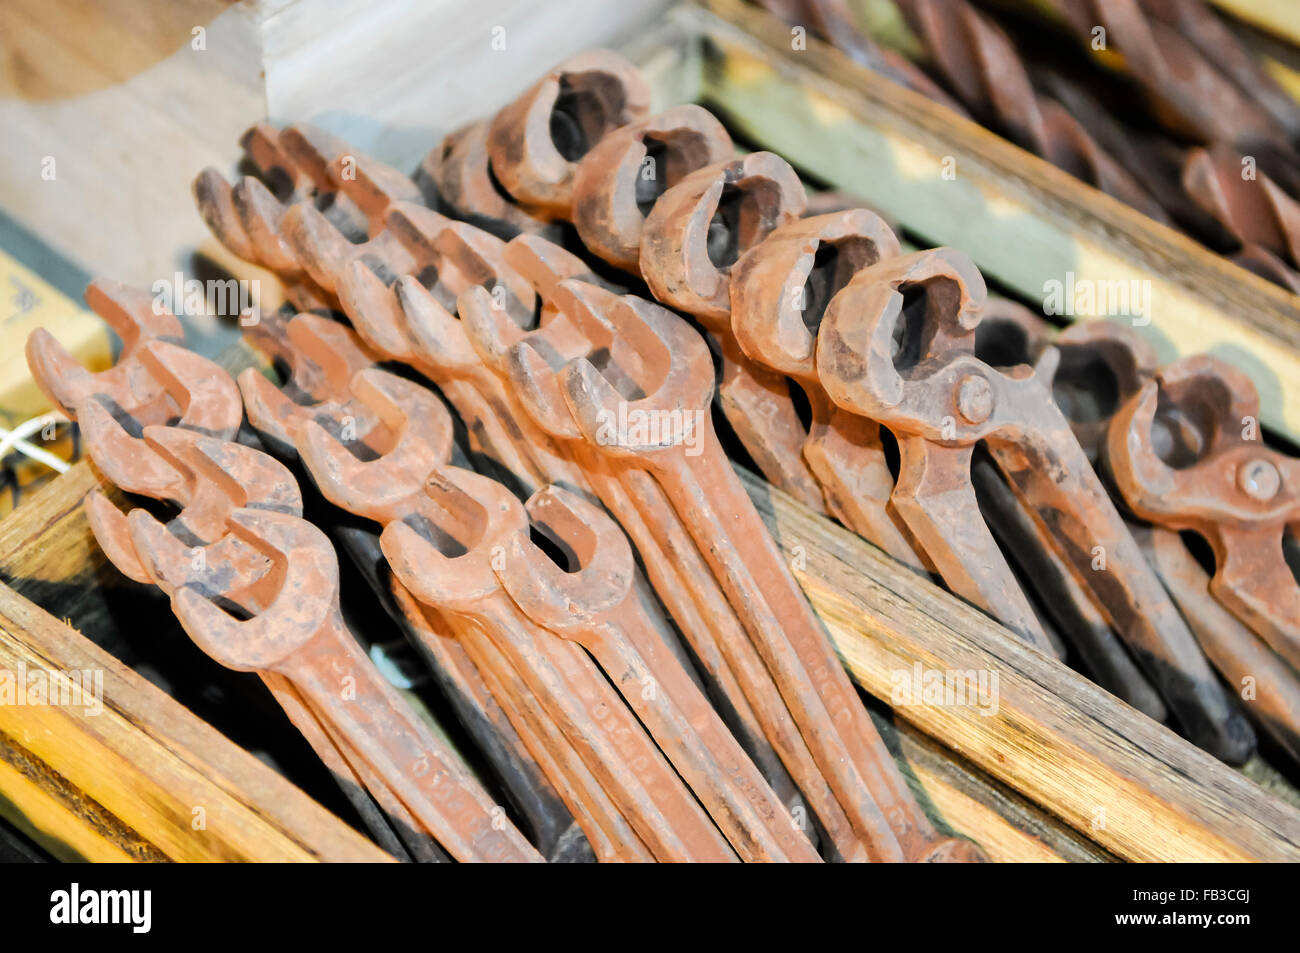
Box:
[817,248,1255,763]
[560,289,983,861]
[238,311,382,458]
[502,279,861,854]
[164,506,543,862]
[498,484,823,862]
[26,279,184,423]
[485,49,651,218]
[1108,354,1300,672]
[293,367,651,861]
[80,421,439,861]
[638,153,830,514]
[194,123,421,282]
[380,464,738,861]
[730,209,930,572]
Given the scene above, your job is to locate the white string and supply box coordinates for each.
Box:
[0,412,72,474]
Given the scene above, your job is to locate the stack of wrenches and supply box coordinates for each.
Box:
[425,49,1258,764]
[24,284,541,863]
[97,43,1292,859]
[192,57,984,860]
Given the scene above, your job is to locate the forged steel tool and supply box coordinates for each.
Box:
[1108,354,1300,672]
[559,287,983,861]
[291,371,670,860]
[570,105,735,271]
[729,209,929,572]
[485,49,651,218]
[816,248,1255,762]
[638,152,831,514]
[1052,322,1298,760]
[498,485,822,862]
[161,506,544,862]
[970,311,1165,717]
[381,464,739,861]
[484,273,830,845]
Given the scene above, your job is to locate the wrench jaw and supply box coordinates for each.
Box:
[239,313,379,454]
[570,104,735,270]
[26,279,185,419]
[485,49,652,218]
[560,298,715,466]
[167,508,340,674]
[295,368,455,522]
[496,486,635,636]
[134,340,244,441]
[380,467,522,611]
[336,261,423,364]
[77,399,191,502]
[84,490,155,585]
[639,153,809,327]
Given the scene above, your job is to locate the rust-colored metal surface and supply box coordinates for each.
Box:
[380,465,738,862]
[499,485,822,862]
[816,248,1255,763]
[559,287,982,861]
[485,50,651,217]
[422,120,562,239]
[1050,320,1299,764]
[194,122,421,294]
[570,105,735,270]
[638,153,830,513]
[1109,355,1300,672]
[730,210,929,571]
[159,507,543,862]
[26,279,184,422]
[973,311,1165,718]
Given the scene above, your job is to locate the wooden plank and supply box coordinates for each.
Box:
[739,466,1300,862]
[1211,0,1300,48]
[687,0,1300,447]
[0,463,391,862]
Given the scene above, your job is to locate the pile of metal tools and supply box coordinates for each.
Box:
[755,0,1300,292]
[27,46,1299,861]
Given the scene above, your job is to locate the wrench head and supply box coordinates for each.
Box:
[78,397,189,501]
[571,104,734,270]
[169,508,340,673]
[500,278,628,443]
[730,209,901,382]
[486,49,651,216]
[496,485,634,634]
[297,368,454,521]
[117,429,300,600]
[26,279,184,419]
[84,489,154,585]
[135,340,243,441]
[560,291,715,460]
[639,152,808,326]
[240,313,377,450]
[380,465,526,611]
